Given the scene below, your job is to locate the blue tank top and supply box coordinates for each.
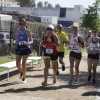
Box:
[16,28,30,50]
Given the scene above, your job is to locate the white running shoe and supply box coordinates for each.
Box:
[22,79,26,84]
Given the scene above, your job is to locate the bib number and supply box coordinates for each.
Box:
[46,48,53,54]
[90,48,98,52]
[19,41,25,46]
[71,46,78,50]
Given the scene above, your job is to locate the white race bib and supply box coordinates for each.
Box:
[90,47,98,51]
[71,45,78,50]
[19,41,25,46]
[46,48,53,54]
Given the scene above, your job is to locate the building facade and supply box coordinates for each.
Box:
[3,5,85,23]
[0,0,20,7]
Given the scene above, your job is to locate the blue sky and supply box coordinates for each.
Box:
[36,0,95,8]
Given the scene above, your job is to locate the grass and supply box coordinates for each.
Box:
[0,59,15,72]
[0,59,15,64]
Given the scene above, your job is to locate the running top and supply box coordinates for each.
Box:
[44,34,57,55]
[70,35,81,53]
[16,28,30,50]
[89,37,99,54]
[56,31,69,52]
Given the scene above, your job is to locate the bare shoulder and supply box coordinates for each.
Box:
[26,29,31,33]
[53,34,58,38]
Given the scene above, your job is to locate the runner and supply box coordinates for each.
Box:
[68,26,84,85]
[41,25,59,86]
[56,24,69,75]
[13,18,33,83]
[87,28,100,83]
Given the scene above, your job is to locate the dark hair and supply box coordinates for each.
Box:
[19,18,28,29]
[73,26,78,29]
[92,27,98,31]
[57,24,62,28]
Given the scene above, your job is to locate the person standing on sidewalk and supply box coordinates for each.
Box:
[68,26,84,85]
[56,24,69,75]
[87,28,100,83]
[41,25,59,86]
[13,18,33,83]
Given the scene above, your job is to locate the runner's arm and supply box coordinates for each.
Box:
[63,34,69,43]
[27,30,33,45]
[52,34,59,47]
[75,36,84,48]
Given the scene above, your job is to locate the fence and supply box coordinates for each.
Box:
[0,20,72,56]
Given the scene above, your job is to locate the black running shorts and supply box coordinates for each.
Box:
[44,52,58,61]
[58,52,64,57]
[16,49,32,55]
[69,51,82,60]
[88,53,99,60]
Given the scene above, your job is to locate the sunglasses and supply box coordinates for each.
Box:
[92,31,97,33]
[19,23,24,25]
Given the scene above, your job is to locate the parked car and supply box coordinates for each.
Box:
[0,32,13,47]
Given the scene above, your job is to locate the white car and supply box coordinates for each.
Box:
[0,32,13,47]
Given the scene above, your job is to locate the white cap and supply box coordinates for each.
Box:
[47,25,54,30]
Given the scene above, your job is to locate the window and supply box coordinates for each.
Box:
[6,34,13,39]
[0,34,4,39]
[44,19,45,21]
[47,19,48,21]
[59,8,66,18]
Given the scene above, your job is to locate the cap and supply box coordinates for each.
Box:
[57,24,62,28]
[47,25,54,30]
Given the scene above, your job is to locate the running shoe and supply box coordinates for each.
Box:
[73,79,79,84]
[62,64,65,71]
[88,75,92,82]
[56,71,59,75]
[68,79,73,85]
[22,78,26,84]
[92,79,96,83]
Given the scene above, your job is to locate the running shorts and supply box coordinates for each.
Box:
[58,52,64,57]
[88,53,99,60]
[44,52,58,61]
[16,49,32,55]
[69,51,82,60]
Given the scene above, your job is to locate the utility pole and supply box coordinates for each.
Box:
[0,0,2,12]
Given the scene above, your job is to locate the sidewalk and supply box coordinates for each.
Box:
[0,52,100,100]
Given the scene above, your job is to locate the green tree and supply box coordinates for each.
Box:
[81,0,100,30]
[55,4,60,8]
[47,3,53,8]
[16,0,36,7]
[44,1,48,7]
[37,1,43,7]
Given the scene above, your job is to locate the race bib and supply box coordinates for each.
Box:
[90,47,98,51]
[19,41,25,46]
[46,48,53,54]
[71,45,78,50]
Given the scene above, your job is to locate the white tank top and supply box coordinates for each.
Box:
[70,35,81,53]
[89,37,99,54]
